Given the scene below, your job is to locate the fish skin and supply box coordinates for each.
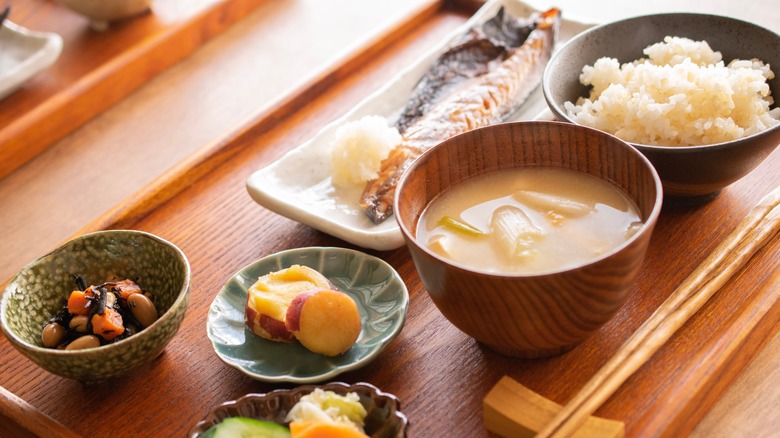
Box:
[396,7,537,133]
[360,8,561,225]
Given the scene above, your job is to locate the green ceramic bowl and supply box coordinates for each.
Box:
[0,230,191,382]
[208,247,408,383]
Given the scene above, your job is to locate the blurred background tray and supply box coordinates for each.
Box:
[0,0,266,180]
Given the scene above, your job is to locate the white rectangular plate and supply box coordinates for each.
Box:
[0,20,63,100]
[246,0,595,250]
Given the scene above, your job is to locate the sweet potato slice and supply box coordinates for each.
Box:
[286,289,361,356]
[245,265,331,343]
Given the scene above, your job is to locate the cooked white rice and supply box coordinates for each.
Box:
[330,115,401,187]
[564,36,780,146]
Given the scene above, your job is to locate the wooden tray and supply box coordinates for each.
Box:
[0,0,266,181]
[1,2,779,437]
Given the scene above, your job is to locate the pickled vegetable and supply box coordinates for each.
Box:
[202,417,291,438]
[286,389,368,436]
[289,422,369,438]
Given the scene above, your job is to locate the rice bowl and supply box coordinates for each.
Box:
[543,13,780,198]
[564,36,780,147]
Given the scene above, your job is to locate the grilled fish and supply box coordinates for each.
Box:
[360,7,560,224]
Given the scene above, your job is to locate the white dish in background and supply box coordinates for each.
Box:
[0,20,63,100]
[246,0,595,251]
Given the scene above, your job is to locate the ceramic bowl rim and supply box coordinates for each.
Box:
[541,11,780,152]
[394,120,663,278]
[187,381,408,437]
[0,229,191,356]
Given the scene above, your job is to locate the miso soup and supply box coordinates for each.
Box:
[416,167,643,275]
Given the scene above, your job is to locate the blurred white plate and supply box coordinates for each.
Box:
[246,0,595,251]
[0,20,63,100]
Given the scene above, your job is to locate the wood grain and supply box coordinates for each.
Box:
[0,0,267,180]
[537,186,780,437]
[0,0,446,289]
[0,1,779,437]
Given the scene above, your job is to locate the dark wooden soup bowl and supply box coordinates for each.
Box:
[394,121,663,358]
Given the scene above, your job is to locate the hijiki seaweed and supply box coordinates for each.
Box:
[41,274,157,349]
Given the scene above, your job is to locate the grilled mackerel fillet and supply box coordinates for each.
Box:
[360,7,560,224]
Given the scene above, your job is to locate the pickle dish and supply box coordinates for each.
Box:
[188,382,407,438]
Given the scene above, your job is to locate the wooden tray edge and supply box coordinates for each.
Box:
[643,259,780,436]
[0,0,269,181]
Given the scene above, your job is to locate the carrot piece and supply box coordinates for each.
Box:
[289,422,368,438]
[114,279,142,300]
[67,289,93,315]
[91,308,125,341]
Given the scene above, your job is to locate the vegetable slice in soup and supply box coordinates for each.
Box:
[416,167,643,275]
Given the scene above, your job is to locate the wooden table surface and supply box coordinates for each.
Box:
[1,0,779,437]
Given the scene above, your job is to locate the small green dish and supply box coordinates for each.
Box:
[207,247,408,383]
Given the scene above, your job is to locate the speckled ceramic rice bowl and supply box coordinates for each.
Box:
[0,230,191,382]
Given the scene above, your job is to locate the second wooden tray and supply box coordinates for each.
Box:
[0,0,266,180]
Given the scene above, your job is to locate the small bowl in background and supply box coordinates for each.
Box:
[188,382,407,438]
[0,230,190,382]
[543,13,780,199]
[395,121,662,358]
[58,0,152,31]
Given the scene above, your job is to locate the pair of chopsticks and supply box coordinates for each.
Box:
[536,185,780,437]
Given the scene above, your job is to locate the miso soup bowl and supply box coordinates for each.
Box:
[394,121,662,358]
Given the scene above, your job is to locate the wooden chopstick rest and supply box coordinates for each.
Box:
[532,185,780,437]
[482,186,780,438]
[484,376,624,438]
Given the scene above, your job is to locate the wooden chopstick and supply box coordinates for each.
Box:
[0,385,80,438]
[536,185,780,438]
